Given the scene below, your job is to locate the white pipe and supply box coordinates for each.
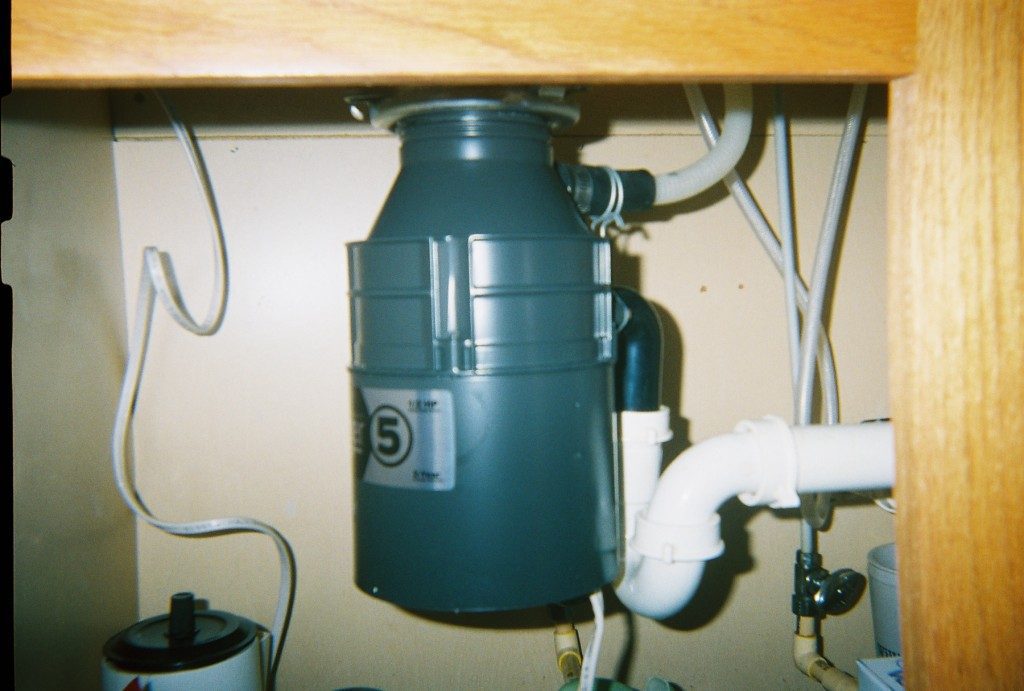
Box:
[615,418,893,620]
[791,422,893,493]
[615,431,761,619]
[653,84,754,205]
[616,557,707,622]
[619,407,673,540]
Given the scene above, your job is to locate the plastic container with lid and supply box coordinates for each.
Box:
[101,592,267,691]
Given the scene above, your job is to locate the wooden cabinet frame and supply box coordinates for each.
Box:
[11,1,1022,686]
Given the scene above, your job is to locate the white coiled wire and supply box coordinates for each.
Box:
[111,92,295,689]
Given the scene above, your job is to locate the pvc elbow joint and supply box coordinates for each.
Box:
[795,627,858,690]
[614,558,706,621]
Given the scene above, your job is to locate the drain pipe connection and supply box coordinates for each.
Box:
[557,84,755,224]
[613,286,671,544]
[655,84,755,205]
[794,615,857,690]
[615,418,893,619]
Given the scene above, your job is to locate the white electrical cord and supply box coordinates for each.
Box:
[578,590,606,691]
[796,85,869,427]
[770,88,820,552]
[773,88,802,405]
[798,81,867,538]
[684,86,841,426]
[111,92,296,689]
[690,85,867,545]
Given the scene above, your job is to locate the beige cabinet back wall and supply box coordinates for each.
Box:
[11,85,892,689]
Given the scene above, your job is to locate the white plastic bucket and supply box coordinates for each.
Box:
[867,542,900,656]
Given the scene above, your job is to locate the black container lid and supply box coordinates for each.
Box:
[103,592,258,673]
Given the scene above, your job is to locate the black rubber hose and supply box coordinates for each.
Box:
[613,287,662,412]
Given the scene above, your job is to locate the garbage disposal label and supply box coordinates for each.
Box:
[354,387,455,491]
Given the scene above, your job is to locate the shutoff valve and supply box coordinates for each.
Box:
[793,550,866,617]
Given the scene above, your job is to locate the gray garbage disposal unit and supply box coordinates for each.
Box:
[348,91,619,612]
